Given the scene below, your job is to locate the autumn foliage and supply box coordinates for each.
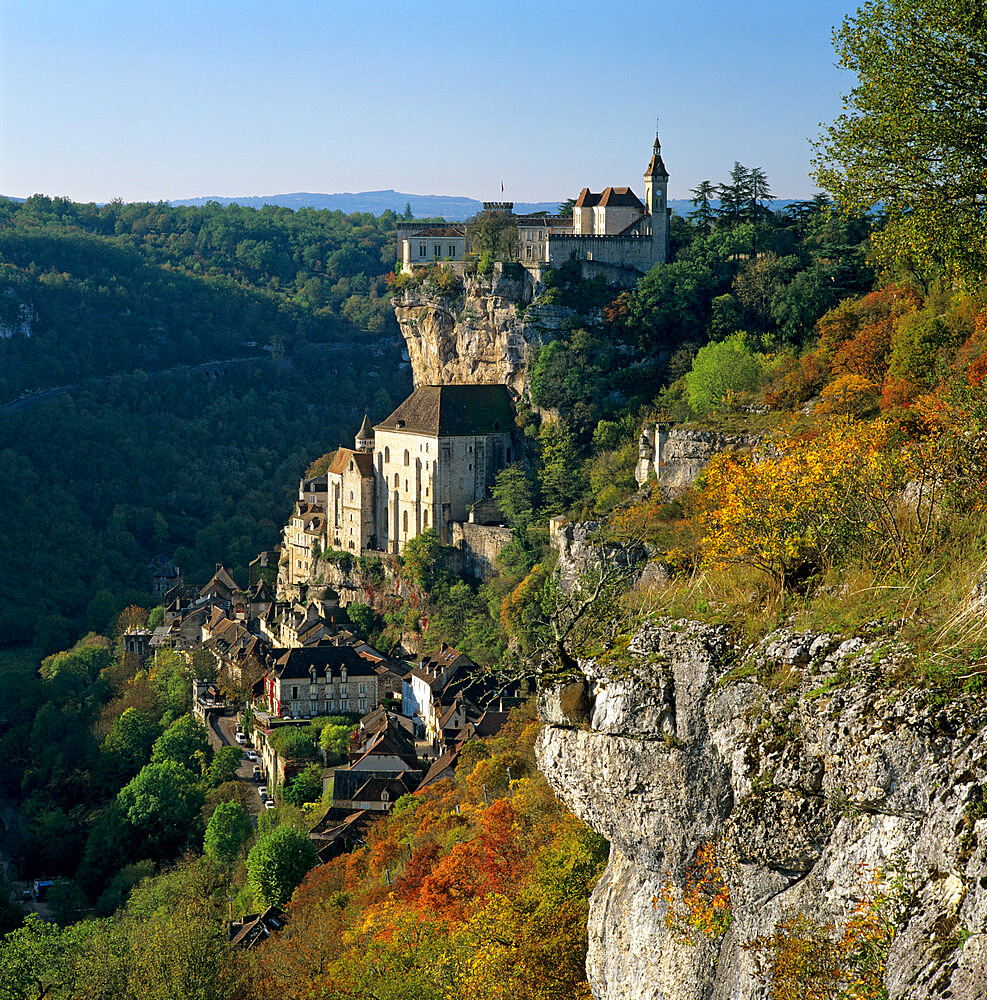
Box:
[251,703,609,1000]
[657,841,732,944]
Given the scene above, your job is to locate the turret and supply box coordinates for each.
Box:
[356,412,374,452]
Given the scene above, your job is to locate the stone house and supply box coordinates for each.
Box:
[283,502,326,586]
[259,646,381,719]
[396,223,468,273]
[326,414,376,552]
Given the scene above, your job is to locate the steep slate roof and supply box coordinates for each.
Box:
[328,447,375,477]
[574,188,600,208]
[645,148,669,179]
[357,413,375,440]
[271,645,379,679]
[301,473,328,493]
[376,385,514,437]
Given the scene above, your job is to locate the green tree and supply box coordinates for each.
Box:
[492,463,536,532]
[117,760,205,859]
[538,420,584,515]
[717,162,750,226]
[102,708,159,785]
[283,764,324,807]
[319,722,355,762]
[688,180,717,232]
[401,528,445,589]
[0,914,93,999]
[205,745,242,787]
[685,334,764,414]
[812,0,987,283]
[203,801,253,865]
[150,714,211,773]
[46,879,89,927]
[246,826,317,907]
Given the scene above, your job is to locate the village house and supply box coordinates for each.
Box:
[283,502,326,586]
[258,645,382,719]
[403,641,522,745]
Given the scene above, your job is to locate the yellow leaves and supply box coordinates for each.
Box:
[695,417,920,586]
[657,841,732,945]
[744,864,908,1000]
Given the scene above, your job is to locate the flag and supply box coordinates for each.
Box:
[501,181,504,194]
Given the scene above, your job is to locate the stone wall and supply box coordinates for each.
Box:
[636,424,762,492]
[451,521,513,580]
[547,234,659,274]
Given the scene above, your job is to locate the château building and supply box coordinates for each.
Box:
[395,126,670,276]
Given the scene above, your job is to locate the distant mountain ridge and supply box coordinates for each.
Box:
[1,190,802,220]
[168,190,562,220]
[168,190,802,221]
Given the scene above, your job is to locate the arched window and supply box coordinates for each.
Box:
[405,479,409,492]
[393,472,399,487]
[403,449,410,466]
[349,490,353,501]
[423,510,428,526]
[402,510,408,534]
[384,446,390,462]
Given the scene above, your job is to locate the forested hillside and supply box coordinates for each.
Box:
[0,196,400,400]
[0,197,411,650]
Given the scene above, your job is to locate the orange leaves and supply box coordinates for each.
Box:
[744,865,908,1000]
[657,841,732,944]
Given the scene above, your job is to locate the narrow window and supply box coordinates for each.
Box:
[404,449,410,466]
[419,242,426,257]
[403,510,408,533]
[384,446,390,462]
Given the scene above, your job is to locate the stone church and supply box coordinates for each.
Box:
[326,383,516,555]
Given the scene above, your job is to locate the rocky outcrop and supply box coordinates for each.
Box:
[536,621,987,1000]
[551,519,650,596]
[392,267,577,394]
[636,425,762,492]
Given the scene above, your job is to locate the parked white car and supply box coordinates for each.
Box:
[245,750,258,761]
[235,732,247,744]
[264,800,275,810]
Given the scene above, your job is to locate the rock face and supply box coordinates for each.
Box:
[392,267,577,394]
[636,425,762,492]
[536,621,987,1000]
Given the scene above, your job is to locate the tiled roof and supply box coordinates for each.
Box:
[376,384,514,437]
[644,150,669,179]
[574,187,599,208]
[598,186,644,209]
[328,448,375,477]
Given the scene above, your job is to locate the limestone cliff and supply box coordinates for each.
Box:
[636,424,762,492]
[537,621,987,1000]
[391,267,576,394]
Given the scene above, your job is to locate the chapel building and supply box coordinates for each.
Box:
[322,383,517,556]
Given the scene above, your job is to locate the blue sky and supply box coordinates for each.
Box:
[0,0,859,204]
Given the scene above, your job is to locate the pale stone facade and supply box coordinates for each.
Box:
[373,384,515,553]
[395,128,670,279]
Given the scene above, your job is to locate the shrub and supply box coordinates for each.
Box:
[685,334,764,414]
